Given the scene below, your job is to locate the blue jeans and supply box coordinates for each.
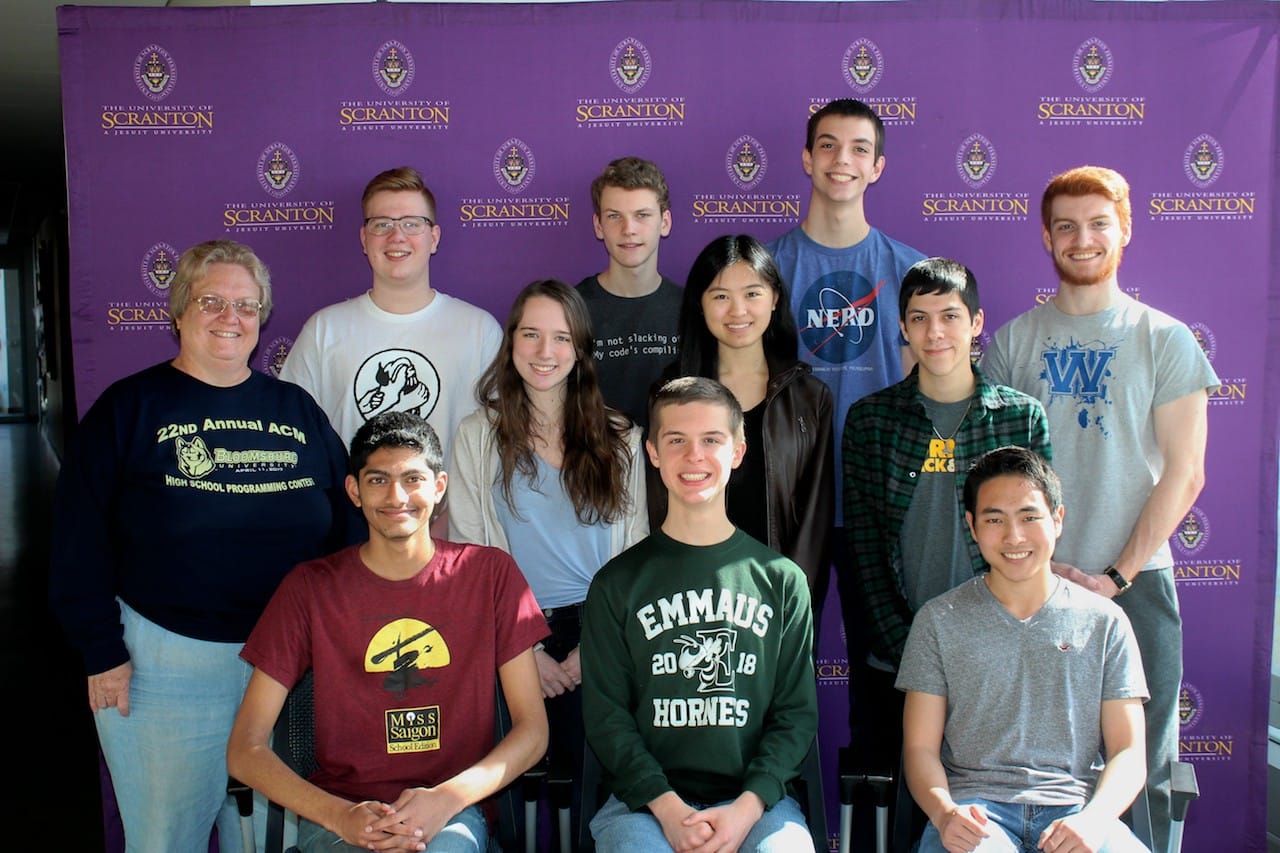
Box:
[916,799,1148,853]
[297,804,491,852]
[589,794,812,852]
[94,599,252,853]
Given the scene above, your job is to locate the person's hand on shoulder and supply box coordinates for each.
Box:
[1050,561,1112,597]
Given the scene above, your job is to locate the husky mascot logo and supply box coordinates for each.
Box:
[176,436,215,479]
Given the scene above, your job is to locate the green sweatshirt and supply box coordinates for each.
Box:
[582,528,817,811]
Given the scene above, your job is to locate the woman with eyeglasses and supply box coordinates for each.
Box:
[448,279,647,851]
[650,234,834,593]
[50,239,352,853]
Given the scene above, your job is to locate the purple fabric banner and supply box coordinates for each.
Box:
[58,1,1279,850]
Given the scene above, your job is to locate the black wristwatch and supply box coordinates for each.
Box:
[1104,565,1132,596]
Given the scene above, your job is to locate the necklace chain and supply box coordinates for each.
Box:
[930,399,973,442]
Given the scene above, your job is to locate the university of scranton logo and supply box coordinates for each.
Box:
[955,134,997,189]
[690,135,799,226]
[104,50,210,136]
[134,45,176,101]
[1038,39,1143,127]
[796,271,888,365]
[493,138,536,195]
[335,40,448,132]
[462,141,569,228]
[1073,38,1113,93]
[257,143,301,198]
[815,656,849,686]
[1209,377,1246,406]
[1173,506,1210,557]
[921,134,1028,223]
[1174,558,1242,587]
[843,39,883,94]
[107,248,171,331]
[373,41,416,96]
[1183,134,1224,188]
[1187,322,1217,363]
[576,39,683,129]
[725,136,767,191]
[140,243,179,298]
[1148,137,1252,221]
[353,349,441,424]
[1178,682,1204,730]
[611,38,651,94]
[260,337,294,379]
[1176,681,1234,762]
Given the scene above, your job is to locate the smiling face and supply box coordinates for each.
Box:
[593,185,671,273]
[174,262,262,377]
[346,445,447,544]
[646,400,746,509]
[511,294,577,400]
[700,260,778,354]
[900,291,983,383]
[802,114,885,206]
[966,474,1063,589]
[360,189,440,290]
[1043,193,1131,288]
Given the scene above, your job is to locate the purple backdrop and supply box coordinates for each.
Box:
[58,1,1279,850]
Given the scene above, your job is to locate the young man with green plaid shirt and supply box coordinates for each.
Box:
[841,257,1050,777]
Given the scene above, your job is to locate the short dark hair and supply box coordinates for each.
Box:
[806,98,885,159]
[590,156,670,215]
[348,411,443,477]
[899,257,981,324]
[963,446,1062,517]
[649,376,744,439]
